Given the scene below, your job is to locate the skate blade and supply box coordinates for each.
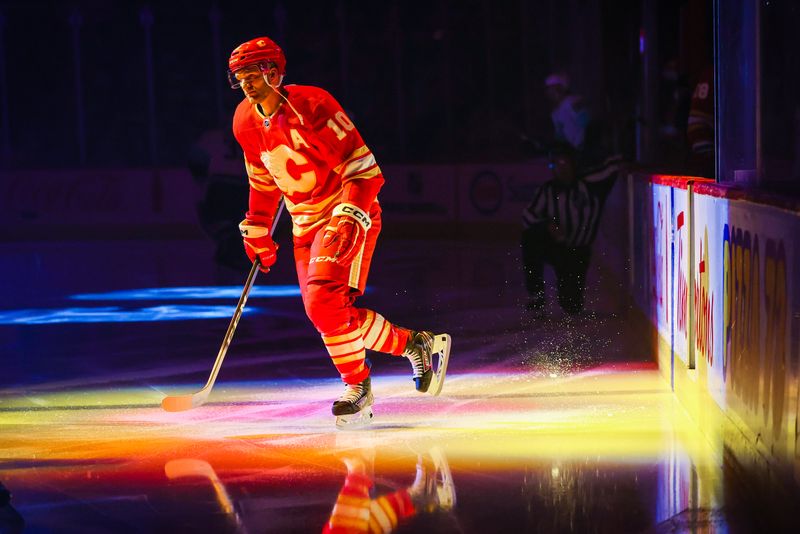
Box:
[427,333,451,396]
[335,407,374,430]
[429,446,457,509]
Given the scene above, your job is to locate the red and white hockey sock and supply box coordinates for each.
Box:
[323,470,372,533]
[368,491,416,533]
[357,309,412,356]
[323,473,415,534]
[322,327,369,384]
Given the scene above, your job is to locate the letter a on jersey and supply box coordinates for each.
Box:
[290,129,310,150]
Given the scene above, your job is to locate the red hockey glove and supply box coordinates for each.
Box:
[321,203,371,266]
[239,219,278,272]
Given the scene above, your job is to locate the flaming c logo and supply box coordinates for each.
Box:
[261,146,317,196]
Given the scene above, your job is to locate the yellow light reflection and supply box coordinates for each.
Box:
[1,364,719,469]
[1,363,728,529]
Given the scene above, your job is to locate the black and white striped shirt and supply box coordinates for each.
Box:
[522,155,622,247]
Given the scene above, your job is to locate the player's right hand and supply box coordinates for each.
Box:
[321,203,371,266]
[239,220,278,273]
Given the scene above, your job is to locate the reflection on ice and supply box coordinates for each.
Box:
[164,459,241,528]
[322,446,456,533]
[162,446,457,533]
[1,364,731,532]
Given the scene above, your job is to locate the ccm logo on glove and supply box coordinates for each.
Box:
[322,203,371,266]
[338,204,371,230]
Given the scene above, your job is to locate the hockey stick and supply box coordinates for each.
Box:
[164,459,244,531]
[161,200,285,412]
[164,459,235,514]
[164,459,235,513]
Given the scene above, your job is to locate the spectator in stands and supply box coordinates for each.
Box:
[686,65,714,178]
[545,72,590,152]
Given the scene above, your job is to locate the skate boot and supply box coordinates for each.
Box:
[408,446,457,514]
[332,377,374,429]
[402,331,452,396]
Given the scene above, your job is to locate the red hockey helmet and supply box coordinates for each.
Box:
[227,36,286,89]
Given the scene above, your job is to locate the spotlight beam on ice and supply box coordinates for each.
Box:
[69,285,302,301]
[0,285,315,324]
[0,305,259,325]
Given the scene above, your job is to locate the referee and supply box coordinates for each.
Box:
[521,146,622,316]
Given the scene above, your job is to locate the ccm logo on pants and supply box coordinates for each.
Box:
[310,256,338,264]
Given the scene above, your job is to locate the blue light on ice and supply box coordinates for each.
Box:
[69,285,301,301]
[0,305,256,325]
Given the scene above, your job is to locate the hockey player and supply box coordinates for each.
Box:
[227,36,451,427]
[323,446,456,532]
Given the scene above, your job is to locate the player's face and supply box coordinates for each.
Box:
[235,65,272,104]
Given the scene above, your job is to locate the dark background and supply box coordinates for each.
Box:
[2,0,799,189]
[0,0,697,168]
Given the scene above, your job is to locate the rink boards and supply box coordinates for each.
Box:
[630,173,800,489]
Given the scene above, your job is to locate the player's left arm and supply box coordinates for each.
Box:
[313,92,385,265]
[235,134,282,272]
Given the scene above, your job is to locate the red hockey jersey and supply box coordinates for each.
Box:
[232,85,384,243]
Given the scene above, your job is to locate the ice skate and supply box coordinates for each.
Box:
[408,446,457,514]
[332,377,374,429]
[403,331,452,396]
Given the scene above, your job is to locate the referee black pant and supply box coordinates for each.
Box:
[521,226,592,315]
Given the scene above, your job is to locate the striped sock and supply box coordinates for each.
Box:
[368,491,415,533]
[323,468,414,534]
[323,471,372,533]
[357,309,412,356]
[322,326,369,384]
